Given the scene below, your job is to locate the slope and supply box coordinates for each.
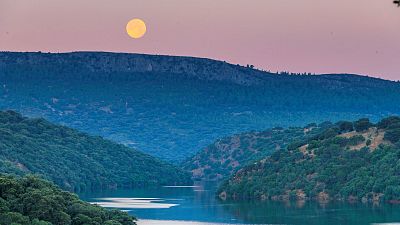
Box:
[182,124,329,181]
[218,117,400,202]
[0,111,191,192]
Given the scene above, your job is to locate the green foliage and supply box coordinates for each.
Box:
[0,175,136,225]
[0,111,191,191]
[218,117,400,202]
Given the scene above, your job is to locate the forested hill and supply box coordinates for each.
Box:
[218,117,400,202]
[0,111,192,191]
[1,52,400,161]
[182,124,329,181]
[0,175,136,225]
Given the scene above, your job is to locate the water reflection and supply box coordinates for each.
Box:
[220,200,400,225]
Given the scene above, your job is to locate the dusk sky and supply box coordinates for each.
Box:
[1,0,399,80]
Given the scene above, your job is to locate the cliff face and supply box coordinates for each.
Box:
[0,51,270,86]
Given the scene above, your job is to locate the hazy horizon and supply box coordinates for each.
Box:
[1,0,399,80]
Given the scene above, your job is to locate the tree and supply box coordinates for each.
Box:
[0,175,136,225]
[0,212,30,225]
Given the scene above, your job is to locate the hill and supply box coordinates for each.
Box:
[0,111,191,191]
[1,52,400,161]
[182,124,329,181]
[217,117,400,202]
[0,175,136,225]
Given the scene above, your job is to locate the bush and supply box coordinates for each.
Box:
[377,116,400,129]
[317,128,340,140]
[384,128,400,143]
[347,135,366,146]
[337,121,354,133]
[354,118,373,132]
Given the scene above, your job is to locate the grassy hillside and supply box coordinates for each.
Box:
[1,52,400,161]
[182,124,329,181]
[0,111,191,191]
[218,117,400,202]
[0,175,136,225]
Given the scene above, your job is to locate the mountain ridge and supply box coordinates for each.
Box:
[0,51,396,85]
[1,51,400,161]
[0,51,269,86]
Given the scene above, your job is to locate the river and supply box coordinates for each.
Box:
[79,183,400,225]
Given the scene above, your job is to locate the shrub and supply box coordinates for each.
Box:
[337,121,354,133]
[384,128,400,144]
[377,116,400,129]
[354,118,373,132]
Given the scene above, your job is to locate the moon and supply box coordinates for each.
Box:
[126,19,147,39]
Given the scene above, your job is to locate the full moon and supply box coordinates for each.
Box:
[126,19,147,39]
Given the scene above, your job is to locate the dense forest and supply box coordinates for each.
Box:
[218,117,400,202]
[1,52,400,161]
[0,111,191,192]
[182,124,329,181]
[0,175,136,225]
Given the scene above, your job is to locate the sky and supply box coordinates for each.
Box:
[0,0,399,80]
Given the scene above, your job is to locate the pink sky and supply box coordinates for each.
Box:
[0,0,399,80]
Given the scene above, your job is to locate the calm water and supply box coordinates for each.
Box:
[80,183,400,225]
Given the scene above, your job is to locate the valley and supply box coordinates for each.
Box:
[0,52,399,224]
[2,0,399,224]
